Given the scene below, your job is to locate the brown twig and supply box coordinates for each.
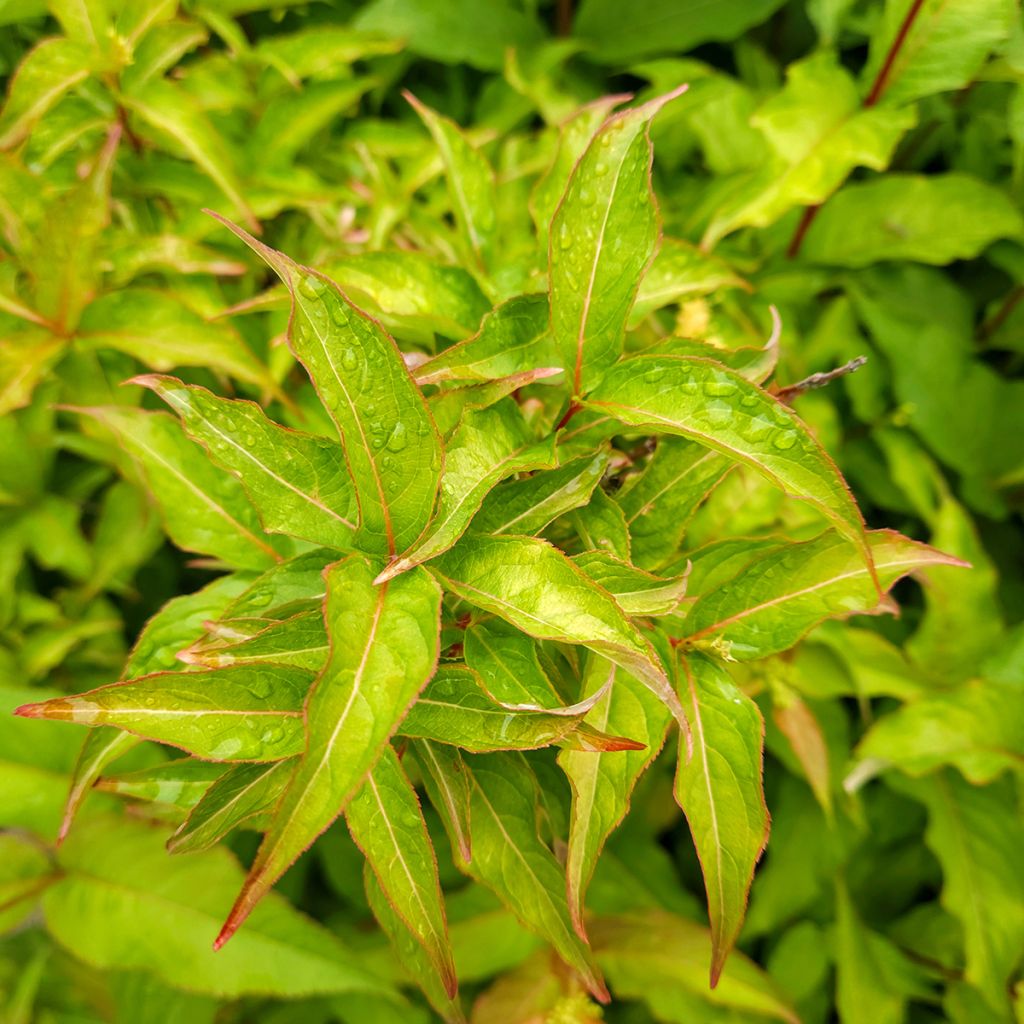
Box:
[774,356,868,403]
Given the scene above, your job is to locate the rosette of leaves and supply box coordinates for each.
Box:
[16,89,963,1018]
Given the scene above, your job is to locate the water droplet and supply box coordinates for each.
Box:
[740,393,759,408]
[772,430,797,450]
[559,225,573,250]
[386,422,408,453]
[243,433,256,447]
[643,365,665,385]
[341,348,358,370]
[298,277,323,301]
[382,455,393,469]
[703,378,738,398]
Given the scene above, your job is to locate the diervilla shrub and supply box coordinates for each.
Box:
[17,88,963,1018]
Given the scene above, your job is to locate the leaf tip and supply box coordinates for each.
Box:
[373,560,409,585]
[13,701,46,719]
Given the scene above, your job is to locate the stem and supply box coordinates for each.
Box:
[979,285,1024,341]
[786,0,928,259]
[556,0,572,36]
[554,400,581,432]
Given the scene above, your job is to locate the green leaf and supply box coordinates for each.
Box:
[0,329,65,416]
[406,92,496,273]
[216,554,441,945]
[213,216,442,557]
[0,38,93,149]
[59,727,139,844]
[415,294,556,386]
[572,551,689,616]
[183,610,329,672]
[680,529,965,659]
[585,355,871,569]
[16,665,311,761]
[550,87,685,395]
[803,174,1024,267]
[168,760,293,855]
[379,401,556,581]
[346,746,457,997]
[673,653,769,986]
[411,739,472,864]
[558,657,671,939]
[44,815,391,998]
[97,759,226,808]
[78,406,285,570]
[574,0,786,63]
[464,620,564,706]
[137,375,357,551]
[591,911,799,1022]
[897,772,1024,1016]
[434,535,686,728]
[471,448,608,537]
[77,290,274,390]
[863,0,1017,107]
[570,486,632,560]
[461,752,608,1001]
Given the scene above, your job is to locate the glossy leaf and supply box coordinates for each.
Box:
[411,739,473,864]
[216,555,441,946]
[464,620,563,707]
[58,727,139,845]
[183,610,329,672]
[673,654,769,986]
[572,551,688,616]
[550,87,685,395]
[97,759,226,808]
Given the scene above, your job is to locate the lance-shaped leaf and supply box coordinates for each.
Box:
[585,355,872,571]
[615,438,729,570]
[570,487,631,560]
[574,551,688,617]
[461,753,608,1001]
[135,375,357,551]
[559,657,672,939]
[97,760,227,809]
[183,610,329,673]
[411,739,472,864]
[415,295,557,386]
[673,654,769,987]
[680,529,967,659]
[406,91,496,272]
[219,550,328,624]
[346,746,456,997]
[400,664,624,753]
[215,555,441,947]
[464,621,564,706]
[550,86,686,396]
[433,535,686,729]
[169,760,293,855]
[378,401,556,582]
[15,666,312,762]
[76,406,284,570]
[0,329,65,416]
[211,214,442,557]
[59,728,139,845]
[472,449,608,537]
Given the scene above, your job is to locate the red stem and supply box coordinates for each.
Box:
[554,400,580,432]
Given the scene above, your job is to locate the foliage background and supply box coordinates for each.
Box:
[1,0,1022,1022]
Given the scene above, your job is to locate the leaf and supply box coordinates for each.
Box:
[168,760,293,855]
[137,375,357,551]
[346,746,457,997]
[673,653,769,986]
[584,355,871,570]
[215,555,441,946]
[771,686,833,816]
[59,727,139,844]
[183,610,329,672]
[897,772,1024,1016]
[212,215,442,557]
[680,529,966,659]
[415,295,556,386]
[44,815,391,998]
[379,401,556,581]
[549,87,685,395]
[614,437,729,570]
[471,449,608,537]
[591,911,799,1022]
[97,759,226,808]
[803,174,1024,267]
[0,37,93,149]
[125,80,258,232]
[572,551,688,616]
[406,92,496,272]
[77,290,274,390]
[863,0,1017,107]
[411,739,472,864]
[77,406,284,570]
[216,550,328,625]
[15,665,310,762]
[434,535,686,728]
[464,620,565,707]
[573,0,786,63]
[0,329,65,416]
[570,486,631,560]
[461,752,608,1001]
[558,657,671,939]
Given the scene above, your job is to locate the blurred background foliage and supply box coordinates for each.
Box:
[0,1,1022,1022]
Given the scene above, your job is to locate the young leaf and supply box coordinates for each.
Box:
[584,355,872,571]
[15,665,312,762]
[168,760,293,855]
[572,551,689,617]
[76,406,284,570]
[379,401,556,581]
[435,535,686,728]
[673,653,769,986]
[461,752,608,1001]
[464,621,563,706]
[680,529,967,658]
[182,610,329,673]
[215,555,441,946]
[58,728,139,845]
[97,759,226,808]
[558,657,672,939]
[550,86,686,395]
[411,739,473,864]
[137,375,357,551]
[211,215,442,557]
[346,746,457,997]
